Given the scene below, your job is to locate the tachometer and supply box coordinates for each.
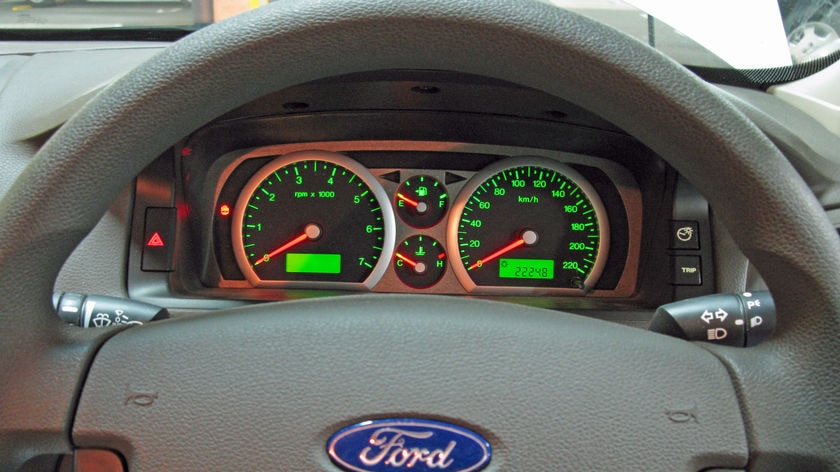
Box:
[447,158,609,294]
[232,151,395,289]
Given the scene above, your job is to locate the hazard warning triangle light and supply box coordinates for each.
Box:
[147,232,165,247]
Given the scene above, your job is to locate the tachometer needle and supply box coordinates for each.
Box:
[468,229,538,270]
[254,223,322,266]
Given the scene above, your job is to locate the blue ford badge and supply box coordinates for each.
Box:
[327,419,491,472]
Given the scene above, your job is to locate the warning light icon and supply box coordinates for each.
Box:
[147,232,165,247]
[220,204,231,217]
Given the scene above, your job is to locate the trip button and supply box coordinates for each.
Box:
[672,256,702,286]
[142,207,177,272]
[670,220,699,249]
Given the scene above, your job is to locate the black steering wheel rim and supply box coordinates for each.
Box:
[1,0,839,469]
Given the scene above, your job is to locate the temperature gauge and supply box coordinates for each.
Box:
[395,175,448,228]
[393,235,447,289]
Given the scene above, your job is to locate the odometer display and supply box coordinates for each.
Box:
[448,158,608,293]
[498,258,555,280]
[232,151,394,288]
[285,253,341,274]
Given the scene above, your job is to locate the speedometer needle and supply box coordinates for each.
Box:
[254,223,322,266]
[468,229,538,270]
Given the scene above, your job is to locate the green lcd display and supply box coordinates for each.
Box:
[286,253,341,274]
[498,258,554,279]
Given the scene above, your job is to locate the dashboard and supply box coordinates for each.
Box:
[124,70,721,313]
[13,46,835,316]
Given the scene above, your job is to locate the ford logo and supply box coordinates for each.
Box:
[327,419,491,472]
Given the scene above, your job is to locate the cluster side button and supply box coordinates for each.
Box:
[670,220,700,249]
[142,207,177,272]
[671,255,702,286]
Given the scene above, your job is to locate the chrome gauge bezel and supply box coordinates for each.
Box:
[231,150,396,290]
[446,156,610,295]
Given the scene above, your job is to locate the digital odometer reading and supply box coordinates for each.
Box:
[448,158,608,292]
[232,152,393,287]
[285,253,341,274]
[499,258,554,279]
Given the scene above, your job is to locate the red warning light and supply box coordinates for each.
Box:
[219,204,231,217]
[147,232,165,247]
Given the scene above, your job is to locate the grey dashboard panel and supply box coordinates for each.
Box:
[718,85,840,187]
[0,47,164,142]
[0,55,26,96]
[0,45,163,299]
[73,295,748,471]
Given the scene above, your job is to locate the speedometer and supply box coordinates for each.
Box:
[447,158,609,294]
[232,151,395,289]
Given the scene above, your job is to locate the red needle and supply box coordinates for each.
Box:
[396,193,420,208]
[254,233,307,266]
[254,223,322,266]
[468,238,525,270]
[395,252,418,267]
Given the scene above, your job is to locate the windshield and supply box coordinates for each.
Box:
[1,0,839,71]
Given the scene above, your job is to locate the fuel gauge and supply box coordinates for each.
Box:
[395,175,448,228]
[394,235,447,289]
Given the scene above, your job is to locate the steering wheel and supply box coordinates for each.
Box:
[2,0,839,470]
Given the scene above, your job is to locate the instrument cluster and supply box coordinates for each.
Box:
[206,141,641,298]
